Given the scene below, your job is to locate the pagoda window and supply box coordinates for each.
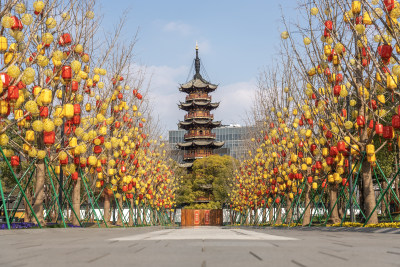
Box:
[199,130,203,135]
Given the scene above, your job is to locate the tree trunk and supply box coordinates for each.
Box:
[361,160,378,224]
[142,205,147,225]
[275,203,282,225]
[302,183,311,226]
[33,161,45,225]
[254,205,258,225]
[328,187,340,224]
[128,198,134,226]
[262,205,266,224]
[23,187,32,223]
[104,193,110,224]
[116,197,123,225]
[285,196,293,224]
[268,205,273,224]
[72,178,81,226]
[381,180,388,217]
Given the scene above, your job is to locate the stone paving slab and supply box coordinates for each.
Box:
[0,226,399,267]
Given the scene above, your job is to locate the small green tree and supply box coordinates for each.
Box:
[177,155,236,209]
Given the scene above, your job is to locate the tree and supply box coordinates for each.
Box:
[177,155,236,209]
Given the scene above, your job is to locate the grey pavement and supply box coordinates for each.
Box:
[0,226,399,267]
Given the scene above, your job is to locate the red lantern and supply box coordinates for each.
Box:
[325,130,333,139]
[11,155,19,167]
[330,146,339,157]
[7,86,19,101]
[136,93,142,100]
[326,157,334,165]
[337,141,346,152]
[380,44,392,59]
[307,176,313,184]
[71,172,78,181]
[62,66,72,81]
[17,81,26,90]
[383,126,393,139]
[73,115,80,125]
[384,0,395,11]
[73,104,81,114]
[324,29,330,38]
[368,120,374,129]
[325,20,333,30]
[392,114,400,129]
[10,16,22,31]
[316,161,322,169]
[59,33,72,46]
[93,145,102,154]
[310,144,317,152]
[356,115,365,127]
[375,123,383,135]
[121,166,126,173]
[39,106,49,118]
[71,81,79,92]
[368,100,377,110]
[44,131,55,145]
[60,157,68,165]
[0,73,11,87]
[333,85,341,96]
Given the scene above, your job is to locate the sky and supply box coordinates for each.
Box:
[99,0,298,133]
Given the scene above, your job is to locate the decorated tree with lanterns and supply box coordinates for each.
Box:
[229,0,400,227]
[0,0,178,229]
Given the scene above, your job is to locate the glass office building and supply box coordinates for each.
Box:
[169,125,253,160]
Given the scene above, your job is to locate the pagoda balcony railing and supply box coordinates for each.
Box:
[184,113,214,120]
[184,151,213,160]
[186,94,211,101]
[184,133,216,139]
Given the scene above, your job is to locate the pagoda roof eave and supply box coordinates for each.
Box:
[180,77,218,90]
[177,140,225,148]
[178,101,219,110]
[178,120,222,129]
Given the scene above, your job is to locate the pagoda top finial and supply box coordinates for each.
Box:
[194,42,201,79]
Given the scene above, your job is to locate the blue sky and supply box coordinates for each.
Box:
[99,0,298,132]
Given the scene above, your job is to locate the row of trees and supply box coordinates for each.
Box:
[0,0,177,227]
[229,0,400,225]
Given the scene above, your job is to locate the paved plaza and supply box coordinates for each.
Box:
[0,226,399,267]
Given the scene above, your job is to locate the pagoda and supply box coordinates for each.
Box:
[177,44,224,168]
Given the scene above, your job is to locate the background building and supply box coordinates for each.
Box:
[169,124,253,163]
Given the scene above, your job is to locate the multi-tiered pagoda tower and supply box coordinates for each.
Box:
[177,45,224,168]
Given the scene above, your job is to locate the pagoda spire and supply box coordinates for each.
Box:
[194,42,201,79]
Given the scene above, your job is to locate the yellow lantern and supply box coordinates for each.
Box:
[40,89,52,106]
[366,144,375,155]
[63,103,74,118]
[0,36,7,52]
[25,130,35,142]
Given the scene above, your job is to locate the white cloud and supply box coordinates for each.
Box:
[213,80,257,126]
[163,21,192,35]
[141,64,257,133]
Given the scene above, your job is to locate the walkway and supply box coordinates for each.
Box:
[0,226,399,266]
